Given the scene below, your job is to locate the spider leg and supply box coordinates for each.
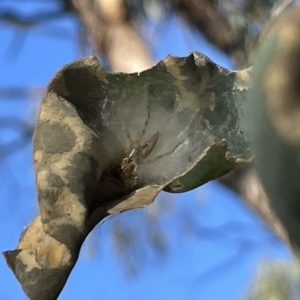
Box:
[141,141,183,164]
[117,121,134,145]
[138,100,150,141]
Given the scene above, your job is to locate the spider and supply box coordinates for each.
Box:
[117,132,160,189]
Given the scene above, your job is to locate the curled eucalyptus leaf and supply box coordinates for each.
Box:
[3,52,251,300]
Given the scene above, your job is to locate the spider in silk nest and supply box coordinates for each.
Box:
[100,100,183,192]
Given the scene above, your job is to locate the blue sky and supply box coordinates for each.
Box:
[0,3,291,300]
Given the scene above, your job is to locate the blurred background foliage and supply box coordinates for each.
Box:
[243,260,300,300]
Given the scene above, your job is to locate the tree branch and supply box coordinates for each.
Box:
[70,0,153,72]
